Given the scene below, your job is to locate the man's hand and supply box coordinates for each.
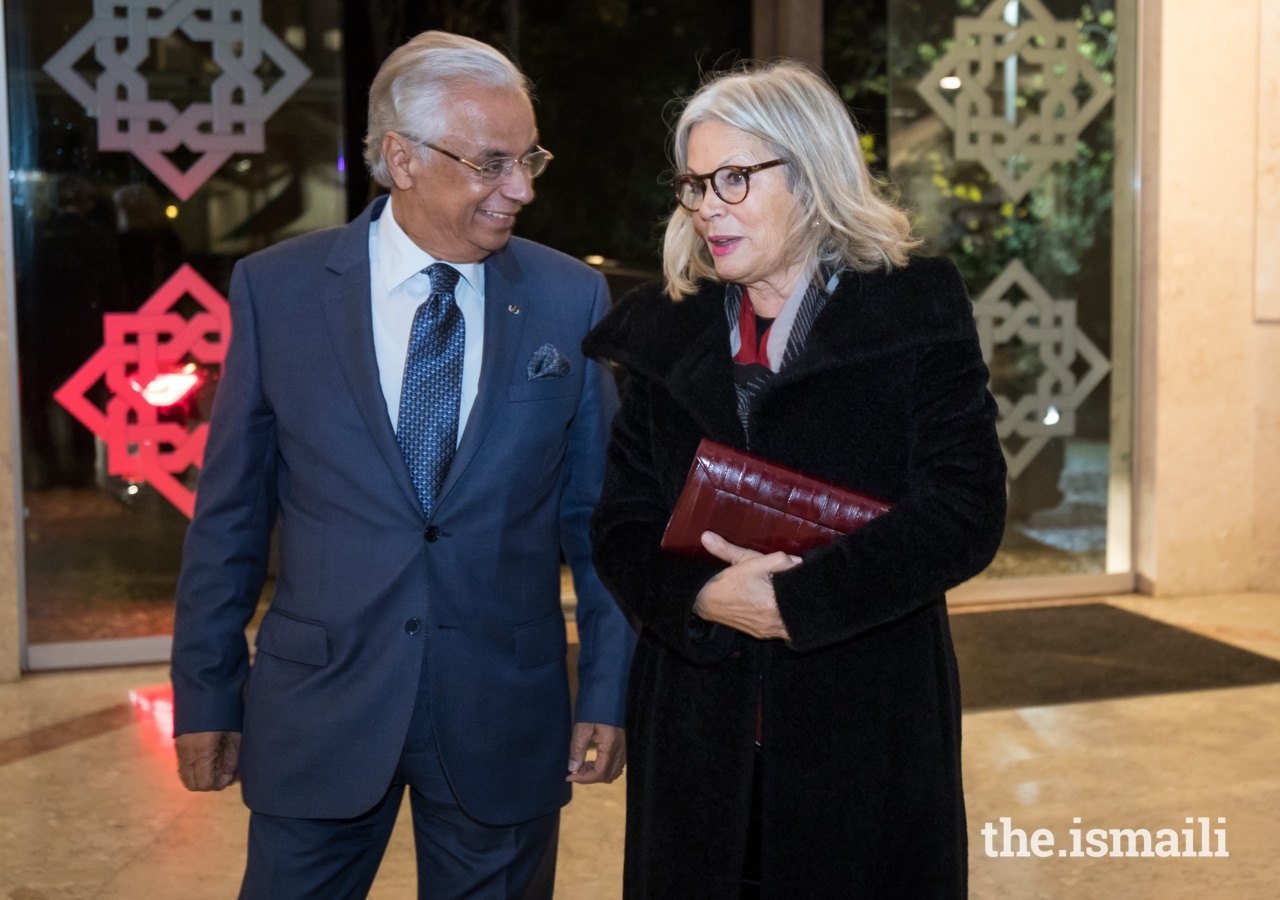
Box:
[693,531,799,641]
[176,731,242,791]
[566,722,626,784]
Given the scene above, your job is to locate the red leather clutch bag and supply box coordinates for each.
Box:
[660,439,891,559]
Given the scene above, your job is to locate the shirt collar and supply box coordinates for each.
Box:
[378,195,484,296]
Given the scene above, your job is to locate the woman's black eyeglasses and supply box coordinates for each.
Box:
[673,159,788,211]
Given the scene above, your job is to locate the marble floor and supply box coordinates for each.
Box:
[1,593,1277,899]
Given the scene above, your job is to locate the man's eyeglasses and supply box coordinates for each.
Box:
[418,139,554,183]
[673,159,788,212]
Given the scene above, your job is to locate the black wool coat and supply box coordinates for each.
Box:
[582,256,1008,899]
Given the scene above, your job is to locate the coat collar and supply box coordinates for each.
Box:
[583,259,972,445]
[319,195,528,520]
[585,279,744,447]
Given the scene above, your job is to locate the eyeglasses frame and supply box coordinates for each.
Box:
[673,158,789,211]
[411,136,554,183]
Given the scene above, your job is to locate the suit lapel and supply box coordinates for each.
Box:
[319,197,425,517]
[586,280,744,448]
[433,243,527,509]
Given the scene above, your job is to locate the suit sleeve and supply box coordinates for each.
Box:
[589,371,734,667]
[771,269,1007,652]
[170,259,279,736]
[559,274,635,728]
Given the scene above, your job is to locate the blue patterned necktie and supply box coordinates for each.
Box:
[397,262,465,518]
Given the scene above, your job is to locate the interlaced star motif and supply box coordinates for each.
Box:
[972,260,1111,479]
[915,0,1113,202]
[53,264,231,517]
[43,0,311,200]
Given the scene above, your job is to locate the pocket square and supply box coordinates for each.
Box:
[527,343,571,380]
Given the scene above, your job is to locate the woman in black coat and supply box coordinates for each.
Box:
[583,62,1007,899]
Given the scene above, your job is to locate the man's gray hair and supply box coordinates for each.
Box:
[364,32,531,188]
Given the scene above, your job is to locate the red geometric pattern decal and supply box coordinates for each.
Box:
[54,264,231,518]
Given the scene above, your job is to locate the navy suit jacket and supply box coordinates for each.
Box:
[171,196,634,824]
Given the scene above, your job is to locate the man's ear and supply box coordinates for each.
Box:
[382,132,418,191]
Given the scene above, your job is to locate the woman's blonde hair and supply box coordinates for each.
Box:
[661,61,917,299]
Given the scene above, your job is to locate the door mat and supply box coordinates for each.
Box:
[951,603,1280,711]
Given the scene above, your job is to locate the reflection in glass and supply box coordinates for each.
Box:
[830,0,1122,578]
[9,0,344,643]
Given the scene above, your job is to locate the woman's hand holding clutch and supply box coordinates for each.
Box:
[693,531,800,641]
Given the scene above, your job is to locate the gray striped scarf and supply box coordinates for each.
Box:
[725,267,839,445]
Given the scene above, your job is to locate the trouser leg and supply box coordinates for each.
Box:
[406,776,560,900]
[398,647,559,899]
[238,783,404,900]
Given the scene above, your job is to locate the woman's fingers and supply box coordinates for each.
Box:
[759,551,802,572]
[700,531,760,564]
[701,533,804,572]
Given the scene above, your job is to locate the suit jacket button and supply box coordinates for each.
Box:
[423,526,440,542]
[405,618,421,636]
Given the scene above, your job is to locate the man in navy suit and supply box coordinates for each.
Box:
[170,31,634,899]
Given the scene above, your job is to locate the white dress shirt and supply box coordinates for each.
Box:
[369,196,485,441]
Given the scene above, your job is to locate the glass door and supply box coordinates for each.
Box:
[6,0,345,667]
[828,0,1136,600]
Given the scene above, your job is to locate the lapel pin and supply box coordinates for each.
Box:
[508,305,521,315]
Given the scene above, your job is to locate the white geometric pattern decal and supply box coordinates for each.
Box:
[973,260,1111,479]
[915,0,1113,202]
[44,0,311,200]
